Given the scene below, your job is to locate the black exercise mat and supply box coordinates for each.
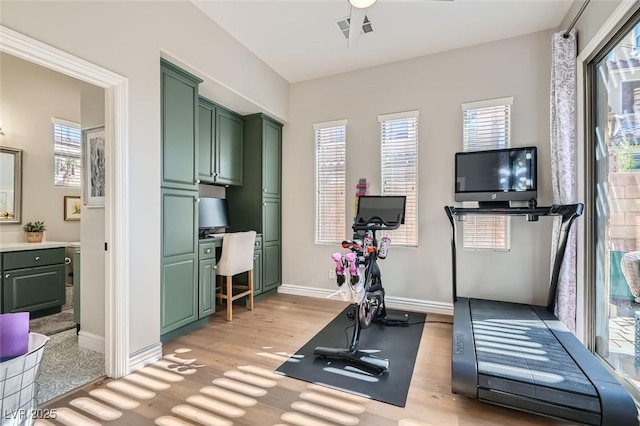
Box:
[276,305,426,407]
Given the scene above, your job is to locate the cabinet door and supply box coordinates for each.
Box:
[262,198,280,245]
[198,99,215,183]
[161,257,198,333]
[253,249,263,295]
[161,62,200,190]
[162,189,198,258]
[263,244,280,292]
[161,188,199,334]
[199,258,216,318]
[3,265,65,313]
[262,119,281,198]
[216,109,243,186]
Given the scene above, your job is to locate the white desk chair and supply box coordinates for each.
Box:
[215,231,257,321]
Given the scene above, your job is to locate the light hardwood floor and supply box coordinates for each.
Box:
[40,293,576,425]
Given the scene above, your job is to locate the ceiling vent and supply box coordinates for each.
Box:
[336,15,373,39]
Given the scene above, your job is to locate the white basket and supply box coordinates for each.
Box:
[0,333,49,426]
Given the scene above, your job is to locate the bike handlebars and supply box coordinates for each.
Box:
[352,214,403,231]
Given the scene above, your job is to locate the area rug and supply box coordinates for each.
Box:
[30,310,76,336]
[276,305,426,407]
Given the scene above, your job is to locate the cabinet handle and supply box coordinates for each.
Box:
[263,188,266,192]
[206,248,211,254]
[213,265,217,270]
[196,179,201,184]
[5,273,9,278]
[195,198,200,203]
[253,255,257,259]
[213,172,219,177]
[35,256,40,261]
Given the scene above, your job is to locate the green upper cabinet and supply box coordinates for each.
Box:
[263,118,281,198]
[161,59,202,191]
[198,96,243,187]
[216,108,243,186]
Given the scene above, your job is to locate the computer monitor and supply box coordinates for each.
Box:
[355,196,406,225]
[198,197,230,237]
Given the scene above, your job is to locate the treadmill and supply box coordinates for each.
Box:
[445,204,639,426]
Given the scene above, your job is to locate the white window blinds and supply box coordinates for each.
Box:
[315,120,347,244]
[379,111,418,246]
[53,118,82,187]
[461,98,513,250]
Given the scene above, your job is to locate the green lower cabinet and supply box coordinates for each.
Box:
[253,249,263,295]
[3,264,65,313]
[263,243,280,292]
[161,256,198,334]
[198,258,216,318]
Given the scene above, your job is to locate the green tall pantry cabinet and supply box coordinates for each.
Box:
[160,59,203,336]
[227,113,282,294]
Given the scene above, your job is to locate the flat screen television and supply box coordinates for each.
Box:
[455,146,537,206]
[198,197,230,237]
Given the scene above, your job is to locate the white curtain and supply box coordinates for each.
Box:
[550,29,577,332]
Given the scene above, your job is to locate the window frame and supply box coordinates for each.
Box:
[314,119,348,245]
[378,110,419,247]
[460,97,514,251]
[52,117,82,188]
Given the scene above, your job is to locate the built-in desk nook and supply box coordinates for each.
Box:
[161,233,264,343]
[0,241,72,317]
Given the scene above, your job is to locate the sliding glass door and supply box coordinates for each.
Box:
[592,13,640,395]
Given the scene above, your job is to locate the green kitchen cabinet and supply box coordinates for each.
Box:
[262,117,281,198]
[2,248,65,314]
[198,97,243,187]
[198,240,217,319]
[227,114,282,293]
[252,245,263,295]
[234,234,263,296]
[160,188,199,334]
[161,59,202,191]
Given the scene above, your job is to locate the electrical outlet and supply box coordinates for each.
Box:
[329,268,335,280]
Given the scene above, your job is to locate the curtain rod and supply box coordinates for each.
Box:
[563,0,591,38]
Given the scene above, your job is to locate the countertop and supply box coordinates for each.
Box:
[0,241,80,253]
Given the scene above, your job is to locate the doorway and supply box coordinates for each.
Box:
[0,25,129,380]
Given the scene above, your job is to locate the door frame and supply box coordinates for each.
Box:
[0,25,130,378]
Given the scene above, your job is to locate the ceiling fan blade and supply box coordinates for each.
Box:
[347,6,367,47]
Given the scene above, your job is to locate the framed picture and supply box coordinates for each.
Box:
[82,125,106,207]
[64,195,81,221]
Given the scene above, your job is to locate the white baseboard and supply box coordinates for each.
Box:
[278,283,453,316]
[128,343,163,373]
[78,331,105,354]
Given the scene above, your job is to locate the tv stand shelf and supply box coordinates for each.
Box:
[445,204,583,219]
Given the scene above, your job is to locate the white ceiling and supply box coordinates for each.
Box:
[193,0,575,83]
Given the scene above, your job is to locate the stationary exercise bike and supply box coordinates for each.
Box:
[314,196,409,375]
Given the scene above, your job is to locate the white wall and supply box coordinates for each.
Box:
[0,1,290,355]
[285,30,557,307]
[80,84,106,344]
[0,53,82,243]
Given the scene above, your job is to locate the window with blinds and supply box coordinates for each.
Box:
[314,120,347,244]
[53,118,82,187]
[379,111,418,246]
[461,97,513,250]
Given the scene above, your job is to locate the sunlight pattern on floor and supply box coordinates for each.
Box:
[279,382,367,426]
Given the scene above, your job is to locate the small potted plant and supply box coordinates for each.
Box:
[23,221,46,243]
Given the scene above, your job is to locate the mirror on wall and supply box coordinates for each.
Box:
[0,146,22,224]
